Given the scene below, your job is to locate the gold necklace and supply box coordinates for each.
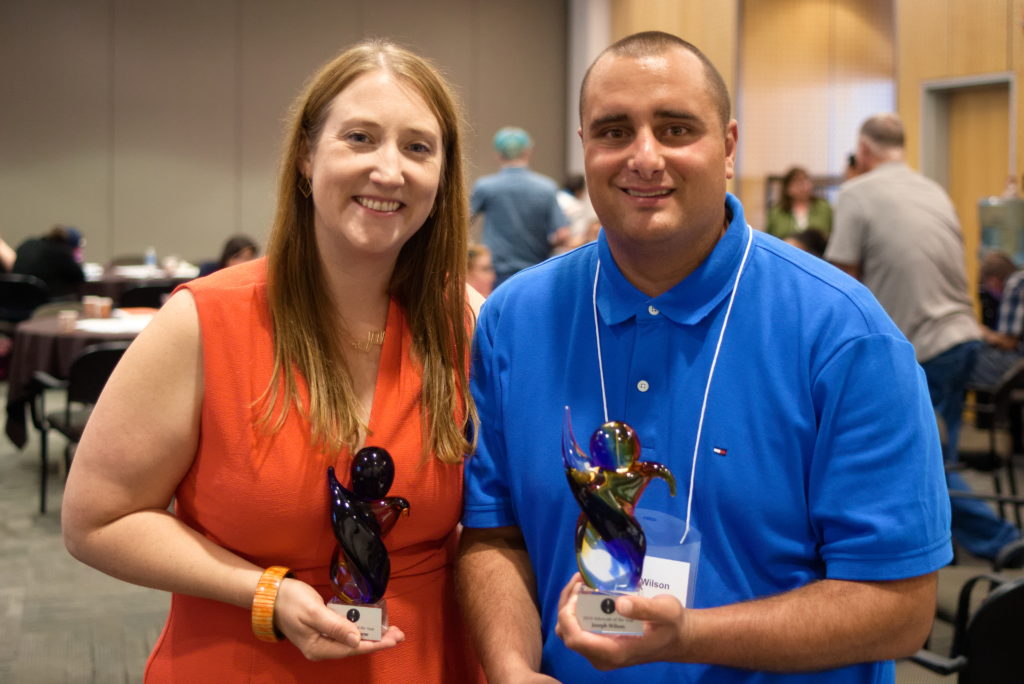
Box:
[348,329,385,352]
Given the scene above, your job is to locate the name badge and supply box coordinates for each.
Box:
[639,555,691,605]
[635,508,701,608]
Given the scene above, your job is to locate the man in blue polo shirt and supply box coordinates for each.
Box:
[458,31,951,683]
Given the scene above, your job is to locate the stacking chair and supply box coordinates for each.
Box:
[959,358,1024,529]
[30,341,131,513]
[118,281,176,309]
[0,273,50,330]
[935,490,1023,625]
[911,574,1024,683]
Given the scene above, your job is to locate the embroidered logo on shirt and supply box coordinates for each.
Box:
[712,446,728,456]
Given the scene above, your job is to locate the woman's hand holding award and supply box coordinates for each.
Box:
[326,446,409,641]
[562,407,676,635]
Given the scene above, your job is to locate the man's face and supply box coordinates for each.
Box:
[579,48,736,252]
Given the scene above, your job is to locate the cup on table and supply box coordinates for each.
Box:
[82,295,113,318]
[57,310,79,333]
[82,296,100,318]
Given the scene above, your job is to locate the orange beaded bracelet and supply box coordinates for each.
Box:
[251,566,293,642]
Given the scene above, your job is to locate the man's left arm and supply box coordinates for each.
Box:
[556,572,935,672]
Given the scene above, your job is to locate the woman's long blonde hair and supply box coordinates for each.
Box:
[261,39,475,465]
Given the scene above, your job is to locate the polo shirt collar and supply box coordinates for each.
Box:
[596,193,749,326]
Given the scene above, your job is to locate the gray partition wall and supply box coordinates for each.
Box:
[0,0,567,265]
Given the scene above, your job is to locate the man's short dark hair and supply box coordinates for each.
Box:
[579,31,731,129]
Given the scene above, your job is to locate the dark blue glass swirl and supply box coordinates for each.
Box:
[327,447,409,604]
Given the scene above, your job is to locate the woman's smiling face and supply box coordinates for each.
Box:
[300,69,443,264]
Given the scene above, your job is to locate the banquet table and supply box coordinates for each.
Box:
[79,264,195,301]
[4,312,152,448]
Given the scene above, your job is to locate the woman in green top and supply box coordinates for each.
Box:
[766,166,832,240]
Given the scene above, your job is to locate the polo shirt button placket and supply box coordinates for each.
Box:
[637,379,650,392]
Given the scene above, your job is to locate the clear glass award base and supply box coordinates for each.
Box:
[575,587,643,636]
[328,597,388,641]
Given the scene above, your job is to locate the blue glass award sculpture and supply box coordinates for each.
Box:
[326,446,409,640]
[562,407,675,633]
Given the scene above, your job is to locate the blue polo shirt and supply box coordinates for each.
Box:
[464,194,952,683]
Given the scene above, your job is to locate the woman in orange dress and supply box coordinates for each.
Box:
[62,39,483,683]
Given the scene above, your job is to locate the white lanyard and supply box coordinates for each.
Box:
[592,224,754,544]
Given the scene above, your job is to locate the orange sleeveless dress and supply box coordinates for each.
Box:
[144,258,481,683]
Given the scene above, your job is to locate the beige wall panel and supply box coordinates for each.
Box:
[0,0,569,264]
[0,0,112,256]
[236,1,365,253]
[472,1,567,184]
[949,0,1010,76]
[740,0,830,225]
[948,84,1010,290]
[739,0,893,227]
[832,0,896,160]
[111,0,237,263]
[895,0,950,83]
[895,0,948,168]
[896,0,1016,171]
[610,0,687,39]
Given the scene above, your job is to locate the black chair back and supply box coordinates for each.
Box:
[0,273,50,322]
[958,577,1024,683]
[119,282,176,308]
[65,341,131,405]
[31,340,131,513]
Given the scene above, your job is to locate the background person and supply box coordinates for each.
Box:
[764,165,832,240]
[977,249,1017,331]
[459,31,948,682]
[0,237,15,272]
[62,40,482,683]
[554,173,600,253]
[470,126,569,286]
[826,112,1018,560]
[783,227,828,258]
[13,224,85,298]
[198,234,260,277]
[467,243,496,296]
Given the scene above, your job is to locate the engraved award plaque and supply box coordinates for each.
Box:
[326,446,409,641]
[562,407,676,635]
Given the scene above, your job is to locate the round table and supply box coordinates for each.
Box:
[4,314,148,448]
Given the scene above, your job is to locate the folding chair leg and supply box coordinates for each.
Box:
[39,428,48,514]
[1008,457,1022,529]
[993,474,1006,521]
